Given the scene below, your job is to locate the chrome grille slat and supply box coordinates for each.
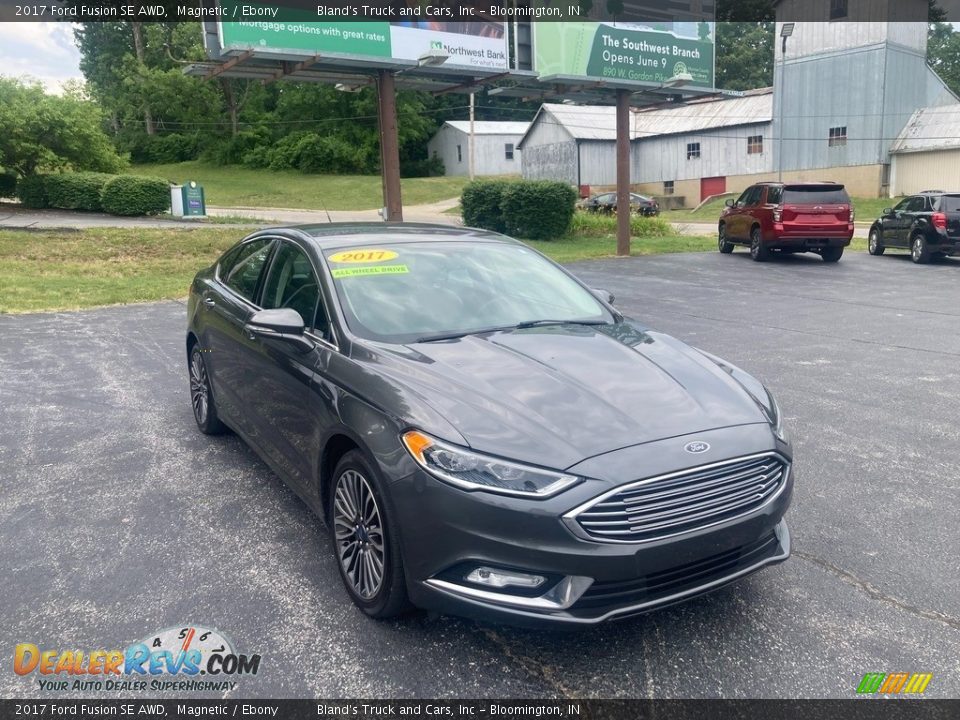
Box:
[572,453,789,543]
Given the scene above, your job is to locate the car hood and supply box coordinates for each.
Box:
[361,322,770,470]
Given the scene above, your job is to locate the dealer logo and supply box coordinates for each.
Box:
[13,624,261,693]
[684,441,710,454]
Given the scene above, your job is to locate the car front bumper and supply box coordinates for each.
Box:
[391,425,793,627]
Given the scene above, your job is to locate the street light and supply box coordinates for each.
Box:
[778,23,795,181]
[662,72,693,88]
[417,49,449,67]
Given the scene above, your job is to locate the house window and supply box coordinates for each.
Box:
[664,180,675,195]
[686,142,701,160]
[830,0,848,19]
[457,144,462,162]
[747,135,763,155]
[828,126,847,147]
[505,143,515,160]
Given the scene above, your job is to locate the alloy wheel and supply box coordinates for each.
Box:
[189,350,208,425]
[912,237,923,262]
[333,469,385,600]
[869,232,878,254]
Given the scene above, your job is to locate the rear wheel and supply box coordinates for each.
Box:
[718,223,734,254]
[911,234,931,264]
[749,227,769,262]
[329,450,410,619]
[189,345,225,435]
[868,229,885,256]
[821,246,844,263]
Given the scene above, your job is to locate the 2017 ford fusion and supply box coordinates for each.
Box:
[186,223,792,626]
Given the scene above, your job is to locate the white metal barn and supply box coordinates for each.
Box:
[426,121,529,177]
[890,106,960,195]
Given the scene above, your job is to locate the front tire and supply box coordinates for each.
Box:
[718,223,734,254]
[821,246,844,263]
[749,227,769,262]
[189,345,225,435]
[868,229,885,256]
[329,450,410,619]
[911,234,931,264]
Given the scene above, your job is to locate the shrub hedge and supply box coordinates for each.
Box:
[16,175,50,209]
[461,179,577,240]
[0,171,16,198]
[100,175,170,216]
[45,172,114,212]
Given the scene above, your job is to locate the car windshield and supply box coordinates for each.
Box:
[782,186,850,204]
[324,241,612,343]
[937,195,960,212]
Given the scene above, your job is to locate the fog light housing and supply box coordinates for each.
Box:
[465,567,546,589]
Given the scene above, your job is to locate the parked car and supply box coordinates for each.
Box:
[580,192,660,216]
[718,182,854,262]
[187,223,792,627]
[867,191,960,263]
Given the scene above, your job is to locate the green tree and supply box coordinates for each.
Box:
[928,22,960,97]
[716,23,774,91]
[0,77,127,177]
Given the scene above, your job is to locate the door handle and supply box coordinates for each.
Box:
[202,297,216,307]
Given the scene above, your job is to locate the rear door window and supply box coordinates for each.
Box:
[220,238,274,302]
[906,196,928,212]
[937,195,960,212]
[782,186,850,204]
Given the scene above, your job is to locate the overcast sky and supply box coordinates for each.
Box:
[2,20,959,95]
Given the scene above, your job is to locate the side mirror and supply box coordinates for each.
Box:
[724,198,735,208]
[245,308,313,353]
[591,288,615,305]
[882,208,894,217]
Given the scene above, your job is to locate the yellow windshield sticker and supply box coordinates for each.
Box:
[328,249,398,264]
[331,265,409,279]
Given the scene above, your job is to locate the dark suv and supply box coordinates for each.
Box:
[867,191,960,264]
[718,182,854,262]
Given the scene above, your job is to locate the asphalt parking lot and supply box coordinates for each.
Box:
[2,248,959,699]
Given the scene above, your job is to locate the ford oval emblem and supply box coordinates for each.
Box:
[684,441,710,454]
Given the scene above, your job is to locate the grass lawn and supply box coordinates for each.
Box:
[0,225,868,314]
[129,162,470,211]
[670,195,904,223]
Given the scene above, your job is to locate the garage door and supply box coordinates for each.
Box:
[701,176,727,202]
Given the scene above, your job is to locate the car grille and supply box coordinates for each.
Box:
[571,453,788,543]
[570,531,781,612]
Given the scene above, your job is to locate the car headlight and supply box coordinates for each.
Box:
[768,391,787,441]
[401,430,581,499]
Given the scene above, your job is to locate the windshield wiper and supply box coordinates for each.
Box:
[415,325,515,343]
[514,319,612,329]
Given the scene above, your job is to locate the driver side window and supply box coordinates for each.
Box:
[262,242,329,338]
[893,198,911,212]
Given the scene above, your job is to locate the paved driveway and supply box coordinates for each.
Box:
[2,249,958,699]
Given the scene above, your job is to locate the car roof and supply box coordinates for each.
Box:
[754,181,844,187]
[252,222,518,250]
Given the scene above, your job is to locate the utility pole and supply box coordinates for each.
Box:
[469,92,476,180]
[377,69,403,222]
[615,89,631,257]
[777,23,795,182]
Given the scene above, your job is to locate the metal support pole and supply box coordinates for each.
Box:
[616,88,631,257]
[377,69,403,222]
[469,92,476,180]
[778,37,787,182]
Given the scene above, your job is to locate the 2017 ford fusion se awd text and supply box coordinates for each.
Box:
[186,224,793,626]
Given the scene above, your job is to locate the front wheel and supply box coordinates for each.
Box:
[911,234,931,264]
[749,227,769,262]
[718,223,734,254]
[329,450,410,619]
[821,246,844,263]
[868,229,885,256]
[189,345,225,435]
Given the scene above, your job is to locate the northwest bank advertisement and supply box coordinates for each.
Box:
[533,21,715,89]
[217,3,507,70]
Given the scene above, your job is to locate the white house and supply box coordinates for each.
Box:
[427,121,529,177]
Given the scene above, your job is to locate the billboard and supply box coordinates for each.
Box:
[533,22,715,89]
[217,4,507,71]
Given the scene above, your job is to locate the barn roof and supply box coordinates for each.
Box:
[441,121,530,136]
[519,88,773,147]
[890,105,960,154]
